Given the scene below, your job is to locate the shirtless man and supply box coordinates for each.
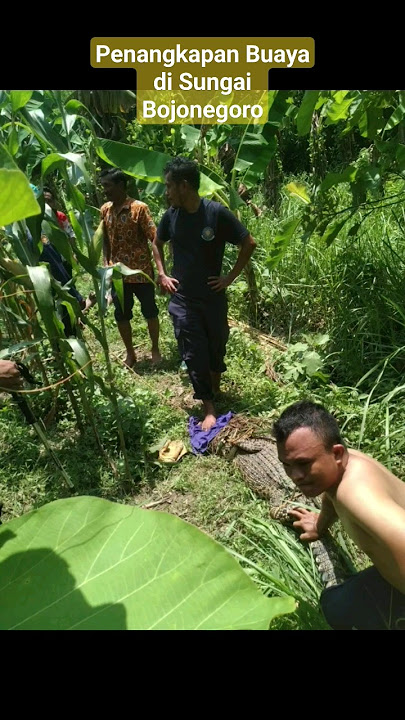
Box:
[273,399,405,630]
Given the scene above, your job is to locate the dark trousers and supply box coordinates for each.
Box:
[169,293,229,401]
[320,565,405,630]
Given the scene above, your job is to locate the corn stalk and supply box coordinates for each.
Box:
[0,91,135,483]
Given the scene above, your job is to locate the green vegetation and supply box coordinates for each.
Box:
[1,89,405,629]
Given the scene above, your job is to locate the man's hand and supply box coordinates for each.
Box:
[288,507,321,542]
[158,274,179,294]
[207,275,232,292]
[0,360,24,392]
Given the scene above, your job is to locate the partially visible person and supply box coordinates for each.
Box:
[273,399,405,630]
[238,183,263,217]
[43,185,76,279]
[27,226,94,328]
[43,186,75,242]
[100,167,162,367]
[154,157,256,431]
[0,360,24,391]
[24,184,94,335]
[41,233,93,335]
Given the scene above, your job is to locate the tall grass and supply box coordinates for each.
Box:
[229,179,405,389]
[228,515,332,629]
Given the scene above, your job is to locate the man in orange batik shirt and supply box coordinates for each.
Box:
[100,167,162,368]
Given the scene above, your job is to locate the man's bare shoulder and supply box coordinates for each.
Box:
[347,448,397,476]
[338,448,405,499]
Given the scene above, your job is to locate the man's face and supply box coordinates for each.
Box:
[164,172,185,208]
[101,179,122,202]
[43,191,56,209]
[277,427,343,497]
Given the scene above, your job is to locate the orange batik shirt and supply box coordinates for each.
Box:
[101,198,156,284]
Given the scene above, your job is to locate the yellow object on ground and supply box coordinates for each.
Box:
[158,440,188,463]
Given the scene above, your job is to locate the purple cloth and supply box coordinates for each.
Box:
[188,411,233,454]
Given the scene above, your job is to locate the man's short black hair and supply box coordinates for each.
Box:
[273,400,345,449]
[164,157,200,191]
[43,186,53,195]
[99,167,128,186]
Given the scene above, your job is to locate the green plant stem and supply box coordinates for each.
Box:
[75,378,118,477]
[92,278,131,482]
[49,339,84,433]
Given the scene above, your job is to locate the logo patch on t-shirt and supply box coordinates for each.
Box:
[201,226,215,242]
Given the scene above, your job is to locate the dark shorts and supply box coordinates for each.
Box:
[320,565,405,630]
[112,282,158,322]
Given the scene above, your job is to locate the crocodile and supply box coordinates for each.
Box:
[211,417,354,588]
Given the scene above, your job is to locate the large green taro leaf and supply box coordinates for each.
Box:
[0,497,295,630]
[96,139,224,197]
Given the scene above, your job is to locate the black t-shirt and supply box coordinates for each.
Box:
[157,198,249,300]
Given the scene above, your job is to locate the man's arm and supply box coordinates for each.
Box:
[366,504,405,594]
[136,203,171,288]
[207,234,256,292]
[289,493,339,542]
[341,486,405,594]
[0,360,24,392]
[152,237,179,294]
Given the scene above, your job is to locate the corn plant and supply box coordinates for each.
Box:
[0,89,154,483]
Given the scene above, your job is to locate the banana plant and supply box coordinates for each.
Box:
[285,90,405,246]
[74,90,136,139]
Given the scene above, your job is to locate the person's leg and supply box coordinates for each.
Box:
[320,565,405,630]
[206,293,229,399]
[147,317,161,364]
[169,297,217,430]
[60,303,76,338]
[117,321,136,367]
[210,371,222,396]
[134,283,161,364]
[112,284,136,367]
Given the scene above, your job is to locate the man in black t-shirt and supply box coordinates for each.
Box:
[154,157,256,431]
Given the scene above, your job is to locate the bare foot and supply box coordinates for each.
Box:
[151,350,162,365]
[124,354,136,369]
[201,413,217,431]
